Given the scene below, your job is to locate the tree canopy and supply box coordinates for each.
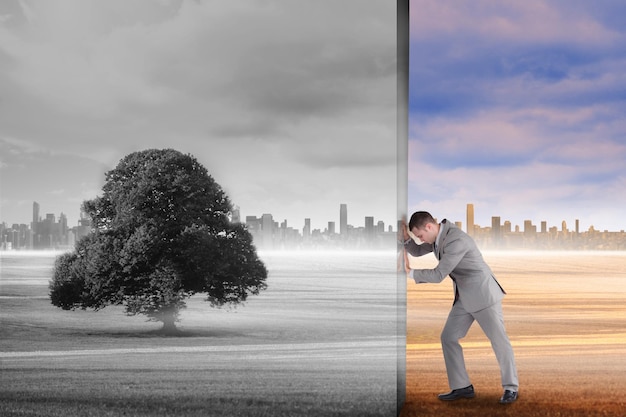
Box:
[50,149,267,332]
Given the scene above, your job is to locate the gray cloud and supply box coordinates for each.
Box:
[0,1,397,231]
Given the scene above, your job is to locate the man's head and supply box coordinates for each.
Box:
[408,211,439,244]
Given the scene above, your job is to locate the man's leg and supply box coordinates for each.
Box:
[473,302,519,392]
[441,302,475,389]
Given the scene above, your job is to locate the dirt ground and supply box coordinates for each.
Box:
[401,251,626,416]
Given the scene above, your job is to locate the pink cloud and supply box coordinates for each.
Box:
[410,0,619,46]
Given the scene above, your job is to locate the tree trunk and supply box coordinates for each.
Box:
[159,309,180,334]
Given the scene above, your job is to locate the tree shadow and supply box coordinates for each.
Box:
[80,327,246,339]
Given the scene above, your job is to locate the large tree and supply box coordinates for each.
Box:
[50,149,267,332]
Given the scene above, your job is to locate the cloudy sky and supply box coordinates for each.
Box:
[409,0,626,233]
[0,0,396,232]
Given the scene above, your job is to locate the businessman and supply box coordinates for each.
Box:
[403,211,519,404]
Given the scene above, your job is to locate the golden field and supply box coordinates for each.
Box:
[402,251,626,417]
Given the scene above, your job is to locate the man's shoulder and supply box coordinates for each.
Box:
[442,219,461,233]
[443,220,471,241]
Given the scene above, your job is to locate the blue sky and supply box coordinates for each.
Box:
[409,0,626,232]
[0,0,396,232]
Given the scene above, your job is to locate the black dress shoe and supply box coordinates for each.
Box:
[499,390,518,404]
[438,384,475,401]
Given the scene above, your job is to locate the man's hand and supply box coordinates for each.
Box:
[400,218,410,242]
[404,249,411,278]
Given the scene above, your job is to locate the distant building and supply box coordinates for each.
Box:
[303,218,311,239]
[365,216,374,246]
[32,201,40,235]
[492,216,501,244]
[261,214,274,249]
[466,203,475,236]
[340,204,347,236]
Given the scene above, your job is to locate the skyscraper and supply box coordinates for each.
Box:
[340,204,347,236]
[492,216,501,243]
[524,220,535,236]
[59,213,68,245]
[32,201,40,234]
[261,213,273,248]
[466,203,474,236]
[365,216,374,241]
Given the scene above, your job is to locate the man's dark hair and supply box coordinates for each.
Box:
[408,211,437,231]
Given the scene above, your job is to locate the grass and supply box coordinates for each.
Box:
[0,251,400,416]
[3,251,626,416]
[1,345,397,417]
[1,366,393,417]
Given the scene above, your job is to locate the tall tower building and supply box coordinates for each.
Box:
[340,204,347,236]
[491,216,501,244]
[32,201,40,234]
[466,203,475,236]
[524,220,535,236]
[365,216,374,239]
[59,213,68,245]
[261,213,273,249]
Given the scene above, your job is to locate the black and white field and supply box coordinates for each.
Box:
[1,251,401,417]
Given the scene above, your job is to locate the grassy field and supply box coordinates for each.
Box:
[402,251,626,417]
[3,251,626,416]
[0,251,400,417]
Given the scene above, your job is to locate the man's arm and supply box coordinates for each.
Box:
[410,236,468,284]
[404,238,434,258]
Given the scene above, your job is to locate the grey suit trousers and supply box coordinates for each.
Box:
[441,299,519,391]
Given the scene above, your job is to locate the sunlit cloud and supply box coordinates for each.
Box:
[409,0,626,231]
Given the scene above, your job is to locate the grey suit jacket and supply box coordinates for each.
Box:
[405,219,505,313]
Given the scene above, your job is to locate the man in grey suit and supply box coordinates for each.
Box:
[402,211,519,404]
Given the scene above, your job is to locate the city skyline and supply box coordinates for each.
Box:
[3,199,624,251]
[5,198,626,235]
[1,200,393,234]
[1,200,399,251]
